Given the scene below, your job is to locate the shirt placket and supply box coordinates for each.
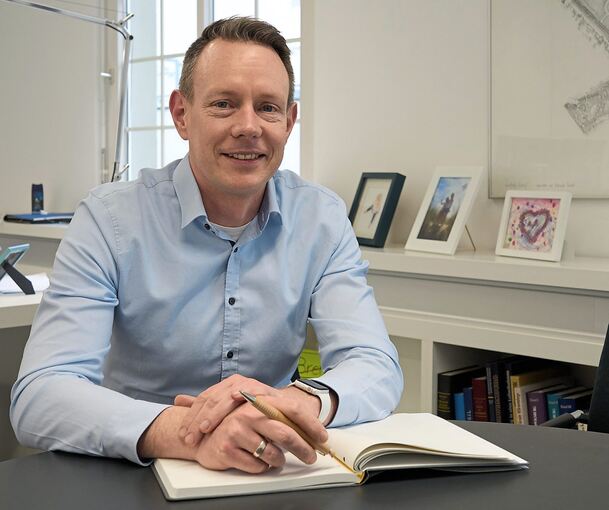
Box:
[221,244,241,378]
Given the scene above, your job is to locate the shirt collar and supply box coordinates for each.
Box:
[174,155,282,230]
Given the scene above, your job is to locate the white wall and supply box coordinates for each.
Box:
[302,0,609,256]
[0,0,104,215]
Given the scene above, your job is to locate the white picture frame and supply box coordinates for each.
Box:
[405,167,482,255]
[495,190,572,262]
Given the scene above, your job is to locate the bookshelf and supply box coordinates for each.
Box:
[362,246,608,414]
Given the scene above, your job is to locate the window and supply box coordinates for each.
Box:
[125,0,301,179]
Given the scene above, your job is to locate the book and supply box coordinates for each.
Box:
[472,376,489,421]
[558,389,593,414]
[526,383,570,425]
[487,356,521,423]
[484,361,497,422]
[152,413,528,500]
[546,386,586,420]
[437,366,484,419]
[509,362,563,424]
[463,386,473,421]
[512,370,571,425]
[503,357,545,423]
[453,392,465,420]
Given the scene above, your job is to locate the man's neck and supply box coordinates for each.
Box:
[199,187,264,227]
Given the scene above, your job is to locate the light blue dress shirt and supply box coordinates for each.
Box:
[10,157,403,465]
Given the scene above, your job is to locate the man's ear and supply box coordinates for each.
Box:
[169,89,189,140]
[286,101,298,137]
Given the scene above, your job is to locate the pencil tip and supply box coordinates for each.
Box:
[240,390,256,403]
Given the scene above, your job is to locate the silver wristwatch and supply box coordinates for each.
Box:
[289,379,332,424]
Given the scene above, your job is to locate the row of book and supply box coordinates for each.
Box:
[436,356,593,425]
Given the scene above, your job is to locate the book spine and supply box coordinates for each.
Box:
[558,398,577,414]
[472,377,489,421]
[511,376,524,425]
[454,393,465,420]
[437,391,452,419]
[547,394,561,420]
[505,365,514,423]
[491,363,503,422]
[463,386,473,421]
[485,363,496,422]
[527,392,547,426]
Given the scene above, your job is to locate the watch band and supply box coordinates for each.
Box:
[289,379,332,424]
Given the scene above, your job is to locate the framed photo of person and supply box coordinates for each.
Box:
[348,172,406,248]
[405,166,482,255]
[495,190,572,262]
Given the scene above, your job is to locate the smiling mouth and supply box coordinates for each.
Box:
[224,152,265,160]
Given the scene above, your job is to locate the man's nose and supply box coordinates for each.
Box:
[231,105,262,138]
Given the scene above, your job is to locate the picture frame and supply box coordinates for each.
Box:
[405,166,482,255]
[348,172,405,248]
[495,190,572,262]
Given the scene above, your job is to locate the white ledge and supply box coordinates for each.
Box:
[0,221,67,240]
[362,245,609,293]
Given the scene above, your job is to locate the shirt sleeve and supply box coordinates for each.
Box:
[308,204,404,427]
[9,193,169,465]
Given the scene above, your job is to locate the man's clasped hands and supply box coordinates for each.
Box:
[172,374,329,473]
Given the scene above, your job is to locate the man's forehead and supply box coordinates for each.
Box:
[192,39,290,100]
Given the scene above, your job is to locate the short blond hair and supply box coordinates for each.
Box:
[179,16,295,105]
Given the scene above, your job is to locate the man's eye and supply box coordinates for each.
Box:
[214,101,230,109]
[261,104,277,113]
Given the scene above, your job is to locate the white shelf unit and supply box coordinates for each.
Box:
[0,221,68,240]
[362,246,608,414]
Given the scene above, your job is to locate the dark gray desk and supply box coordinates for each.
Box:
[1,422,607,510]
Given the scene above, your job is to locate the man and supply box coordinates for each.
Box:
[11,17,402,474]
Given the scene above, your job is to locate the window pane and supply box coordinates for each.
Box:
[163,128,189,165]
[280,121,300,174]
[128,0,160,59]
[213,0,255,20]
[129,60,161,127]
[288,41,300,101]
[129,130,161,175]
[163,0,198,55]
[162,57,183,126]
[258,0,300,40]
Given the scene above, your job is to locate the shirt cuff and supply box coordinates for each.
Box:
[105,400,171,466]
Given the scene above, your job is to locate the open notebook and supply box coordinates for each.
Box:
[153,413,528,500]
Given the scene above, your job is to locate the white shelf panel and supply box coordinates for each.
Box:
[0,221,68,240]
[362,245,609,293]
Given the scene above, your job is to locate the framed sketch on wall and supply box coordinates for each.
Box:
[495,190,572,262]
[348,172,405,248]
[489,0,609,198]
[405,167,482,255]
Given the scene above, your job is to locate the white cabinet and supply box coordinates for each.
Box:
[362,247,607,413]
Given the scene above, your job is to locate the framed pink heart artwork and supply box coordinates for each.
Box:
[495,191,572,262]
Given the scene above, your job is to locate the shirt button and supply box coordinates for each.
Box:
[204,223,211,230]
[228,297,236,305]
[227,350,234,359]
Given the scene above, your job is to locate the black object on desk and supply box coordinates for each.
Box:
[0,244,34,295]
[4,212,73,224]
[541,322,609,433]
[1,422,608,510]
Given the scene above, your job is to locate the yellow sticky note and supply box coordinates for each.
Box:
[298,349,323,379]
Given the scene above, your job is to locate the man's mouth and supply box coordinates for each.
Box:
[224,152,265,160]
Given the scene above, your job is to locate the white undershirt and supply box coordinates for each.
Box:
[208,219,253,242]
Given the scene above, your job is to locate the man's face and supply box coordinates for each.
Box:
[171,39,297,201]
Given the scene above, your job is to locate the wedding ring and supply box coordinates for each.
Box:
[253,439,268,459]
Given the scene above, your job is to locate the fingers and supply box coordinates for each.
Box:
[178,375,279,446]
[256,415,318,465]
[264,394,329,446]
[174,394,195,407]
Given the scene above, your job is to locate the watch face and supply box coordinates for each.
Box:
[300,379,328,391]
